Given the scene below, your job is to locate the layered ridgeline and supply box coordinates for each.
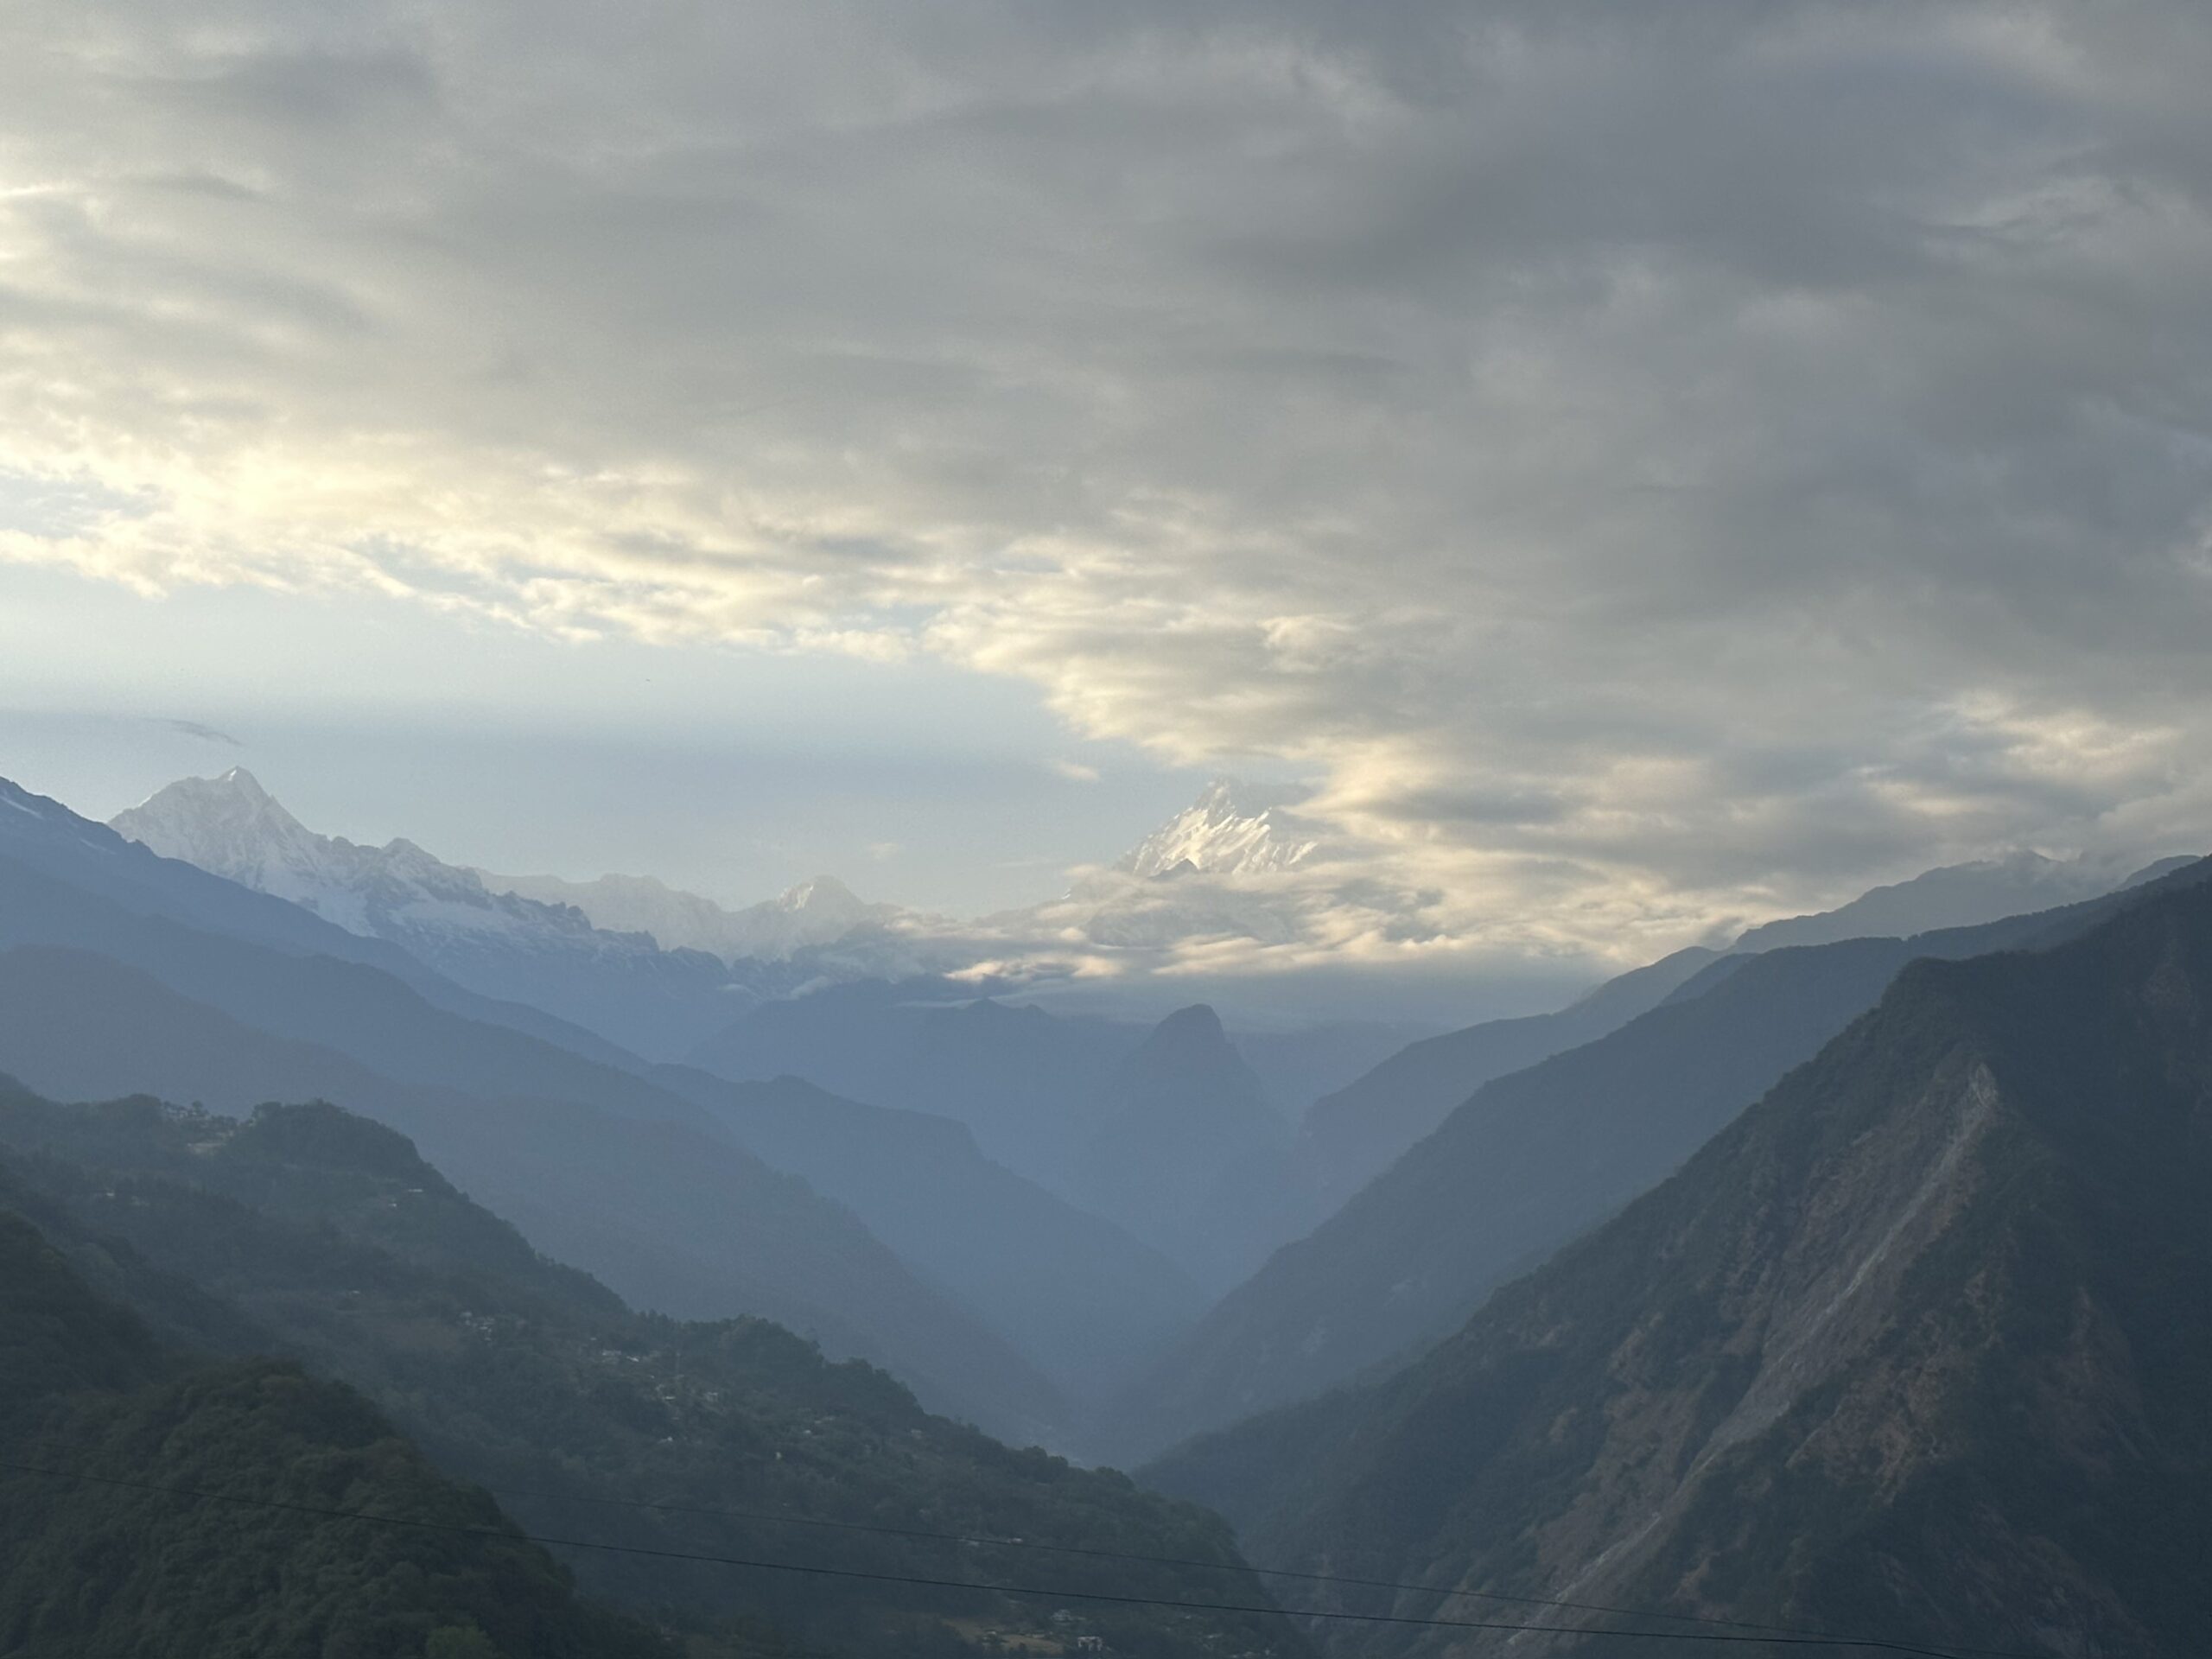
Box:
[1149,866,2212,1658]
[0,1087,1304,1659]
[1295,848,2186,1241]
[0,776,1214,1442]
[485,868,904,967]
[1119,858,2211,1459]
[0,1195,667,1659]
[692,989,1325,1295]
[650,1062,1208,1401]
[109,770,793,1059]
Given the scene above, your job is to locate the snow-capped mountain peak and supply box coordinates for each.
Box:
[107,771,813,1058]
[1116,779,1323,879]
[111,768,367,923]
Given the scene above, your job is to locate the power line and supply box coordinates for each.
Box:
[477,1479,2006,1655]
[0,1458,2036,1659]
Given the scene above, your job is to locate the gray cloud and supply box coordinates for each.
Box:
[1,0,2208,961]
[161,718,242,747]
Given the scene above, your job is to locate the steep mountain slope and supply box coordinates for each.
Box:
[0,1200,666,1659]
[0,946,1068,1444]
[0,774,628,1066]
[1293,849,2186,1238]
[0,1089,1304,1659]
[112,770,761,1058]
[1122,865,2210,1458]
[1065,1005,1295,1294]
[1294,944,1721,1221]
[1150,873,2212,1659]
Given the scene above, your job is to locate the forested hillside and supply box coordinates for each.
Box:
[0,1203,669,1659]
[0,1083,1304,1659]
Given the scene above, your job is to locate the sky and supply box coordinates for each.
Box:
[2,1,2209,981]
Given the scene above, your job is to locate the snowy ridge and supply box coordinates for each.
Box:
[1117,781,1322,880]
[105,770,810,1058]
[111,771,622,952]
[484,868,901,963]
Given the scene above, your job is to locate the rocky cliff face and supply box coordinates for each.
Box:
[1151,867,2212,1659]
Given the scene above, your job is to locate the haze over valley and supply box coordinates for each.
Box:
[3,3,2210,1656]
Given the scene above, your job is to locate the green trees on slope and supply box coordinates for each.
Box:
[0,1210,669,1659]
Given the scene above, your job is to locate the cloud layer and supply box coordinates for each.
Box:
[3,1,2209,963]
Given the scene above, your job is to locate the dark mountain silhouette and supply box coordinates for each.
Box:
[1147,868,2212,1658]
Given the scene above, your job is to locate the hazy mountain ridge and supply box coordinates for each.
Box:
[0,943,1071,1444]
[1290,943,1725,1225]
[1148,864,2212,1658]
[690,989,1318,1293]
[650,1062,1208,1403]
[1727,847,2199,954]
[482,867,907,965]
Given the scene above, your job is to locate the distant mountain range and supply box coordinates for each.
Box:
[1150,860,2212,1659]
[111,769,796,1058]
[0,773,1204,1445]
[484,865,903,962]
[107,770,1474,1020]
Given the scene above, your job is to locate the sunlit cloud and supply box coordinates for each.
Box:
[2,0,2208,965]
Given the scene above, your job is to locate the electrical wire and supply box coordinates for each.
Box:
[475,1478,2023,1655]
[0,1458,2046,1659]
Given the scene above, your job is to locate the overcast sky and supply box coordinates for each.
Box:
[2,2,2208,967]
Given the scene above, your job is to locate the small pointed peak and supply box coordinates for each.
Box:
[215,766,265,793]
